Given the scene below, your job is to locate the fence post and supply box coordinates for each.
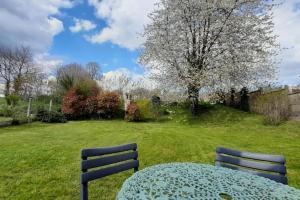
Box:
[49,99,53,112]
[27,97,32,123]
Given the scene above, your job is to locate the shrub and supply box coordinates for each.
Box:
[0,105,14,117]
[136,99,152,120]
[36,107,49,121]
[11,112,29,125]
[61,81,100,119]
[36,107,66,123]
[61,81,120,119]
[97,92,121,118]
[44,111,67,123]
[249,89,289,125]
[136,99,166,121]
[74,80,100,96]
[5,94,20,106]
[125,102,142,122]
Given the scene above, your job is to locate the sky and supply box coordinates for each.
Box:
[0,0,300,85]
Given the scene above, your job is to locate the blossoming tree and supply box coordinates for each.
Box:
[140,0,279,114]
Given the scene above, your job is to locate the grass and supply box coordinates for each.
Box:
[0,105,300,199]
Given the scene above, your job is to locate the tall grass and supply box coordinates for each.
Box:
[249,89,289,125]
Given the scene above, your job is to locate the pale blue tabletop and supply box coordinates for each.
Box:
[117,163,300,200]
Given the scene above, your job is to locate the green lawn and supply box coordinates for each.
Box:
[0,105,300,199]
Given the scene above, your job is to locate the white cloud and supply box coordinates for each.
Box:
[69,18,96,33]
[48,17,64,36]
[273,0,300,84]
[34,53,64,74]
[101,68,157,91]
[0,0,74,53]
[87,0,158,50]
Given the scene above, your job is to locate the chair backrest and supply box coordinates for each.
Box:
[80,143,139,200]
[215,147,287,184]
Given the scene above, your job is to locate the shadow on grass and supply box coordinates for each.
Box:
[175,104,254,126]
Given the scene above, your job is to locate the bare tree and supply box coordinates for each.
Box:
[56,63,91,92]
[140,0,279,114]
[0,46,14,96]
[86,62,102,80]
[20,67,46,99]
[0,45,34,96]
[100,72,130,94]
[12,46,33,95]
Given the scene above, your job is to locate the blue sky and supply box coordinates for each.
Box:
[0,0,300,85]
[50,1,144,74]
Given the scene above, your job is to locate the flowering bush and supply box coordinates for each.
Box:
[97,92,121,118]
[125,102,142,122]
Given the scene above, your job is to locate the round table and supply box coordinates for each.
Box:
[117,163,300,200]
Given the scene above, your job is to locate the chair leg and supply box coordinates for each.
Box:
[81,182,88,200]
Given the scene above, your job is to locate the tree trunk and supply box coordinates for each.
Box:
[5,80,11,105]
[5,81,10,97]
[13,75,22,95]
[188,86,199,116]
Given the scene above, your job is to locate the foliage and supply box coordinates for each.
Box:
[97,91,121,118]
[136,99,152,120]
[0,97,62,124]
[249,89,289,125]
[45,111,66,123]
[56,63,91,93]
[36,107,49,121]
[135,99,166,121]
[125,102,142,122]
[61,79,100,119]
[5,94,20,106]
[74,79,100,97]
[11,111,29,125]
[61,82,120,119]
[0,105,14,117]
[36,107,66,123]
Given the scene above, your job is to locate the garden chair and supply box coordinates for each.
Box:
[80,143,139,200]
[215,147,287,184]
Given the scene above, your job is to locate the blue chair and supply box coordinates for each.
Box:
[80,143,139,200]
[215,147,287,184]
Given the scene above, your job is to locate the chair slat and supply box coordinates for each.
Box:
[81,160,139,183]
[216,147,285,164]
[216,154,286,174]
[81,151,138,170]
[81,143,137,158]
[216,161,288,184]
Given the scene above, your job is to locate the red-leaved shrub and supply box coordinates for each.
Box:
[97,91,121,118]
[61,81,100,119]
[62,82,121,119]
[125,102,142,122]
